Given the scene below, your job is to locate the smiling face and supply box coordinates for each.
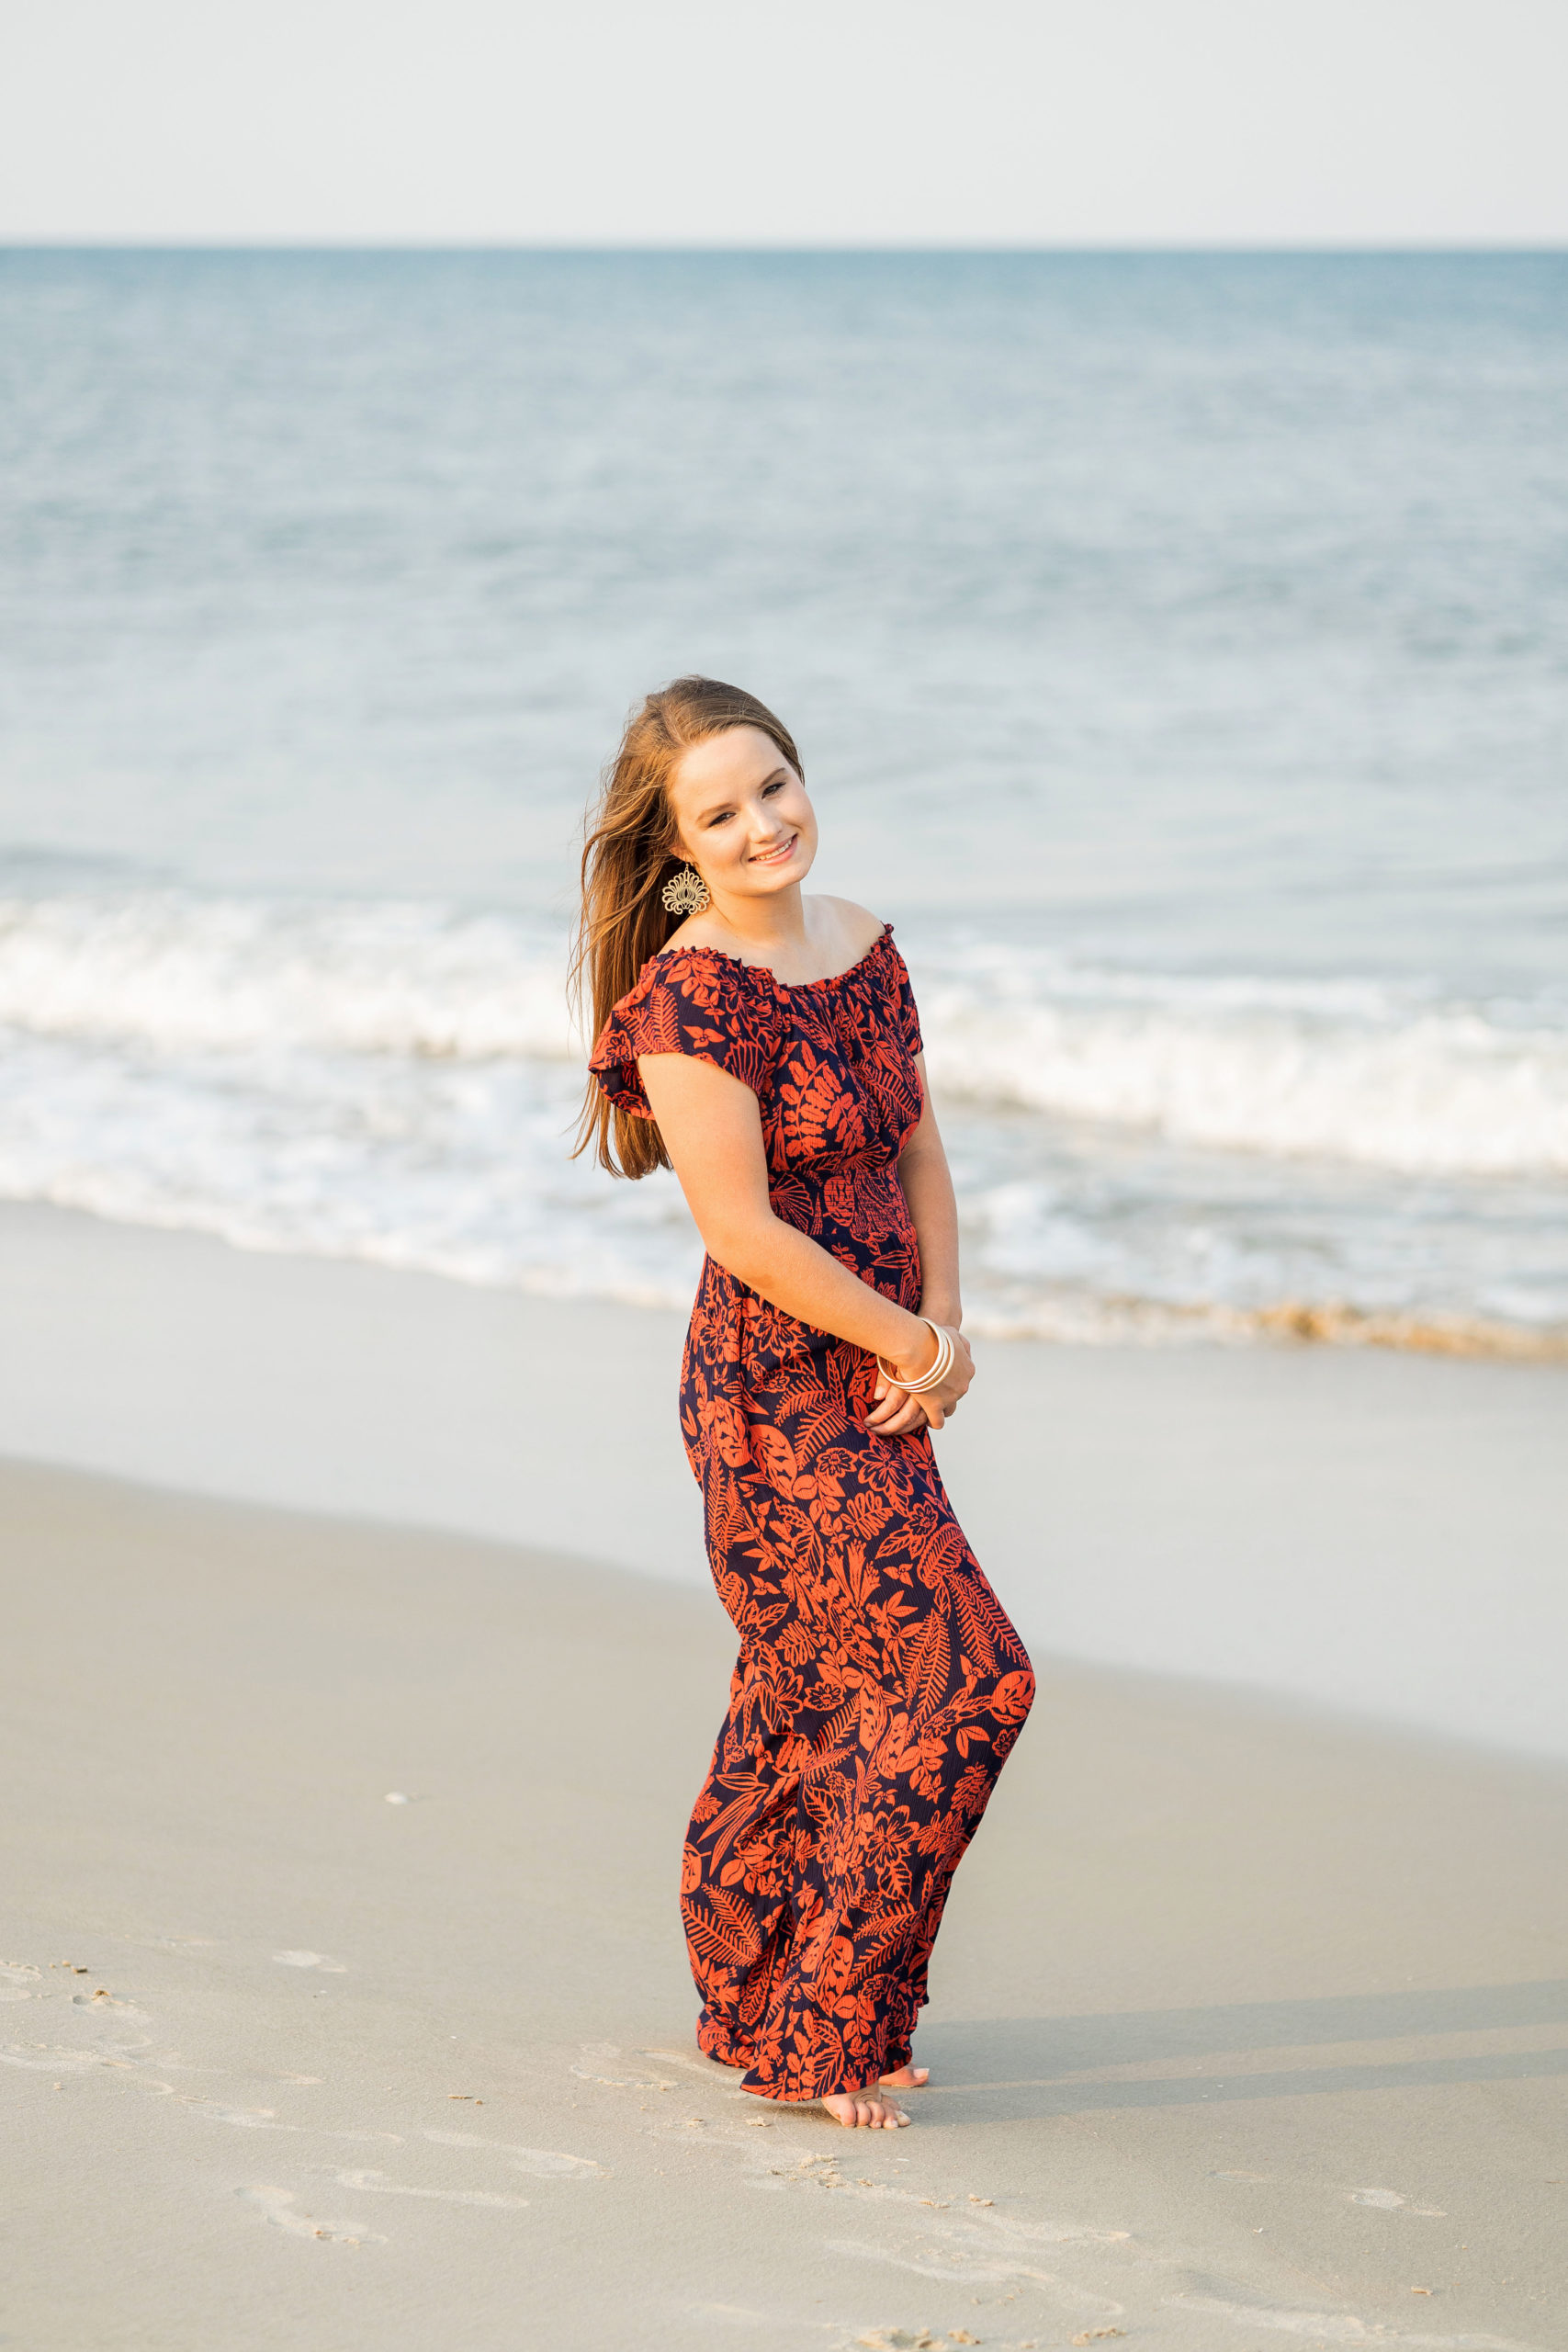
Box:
[666,725,818,904]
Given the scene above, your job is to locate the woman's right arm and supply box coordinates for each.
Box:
[637,1051,973,1423]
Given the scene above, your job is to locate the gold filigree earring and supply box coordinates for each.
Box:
[661,864,711,916]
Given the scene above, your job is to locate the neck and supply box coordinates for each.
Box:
[705,882,810,957]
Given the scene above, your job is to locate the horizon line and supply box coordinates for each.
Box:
[4,237,1566,258]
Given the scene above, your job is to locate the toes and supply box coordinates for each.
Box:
[827,2090,911,2128]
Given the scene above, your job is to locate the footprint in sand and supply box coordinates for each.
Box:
[1221,2167,1447,2221]
[424,2129,604,2178]
[0,2044,103,2072]
[571,2044,677,2090]
[189,2102,293,2130]
[1348,2185,1448,2216]
[1165,2292,1527,2347]
[272,1951,348,1973]
[828,2233,1116,2303]
[71,1991,149,2018]
[181,2098,402,2146]
[640,2046,744,2085]
[235,2185,384,2245]
[0,1963,42,2003]
[332,2167,529,2210]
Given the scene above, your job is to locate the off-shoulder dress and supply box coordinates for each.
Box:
[590,925,1033,2102]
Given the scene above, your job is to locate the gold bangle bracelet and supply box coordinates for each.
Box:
[875,1319,953,1396]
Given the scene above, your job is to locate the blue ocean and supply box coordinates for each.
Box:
[2,250,1565,1347]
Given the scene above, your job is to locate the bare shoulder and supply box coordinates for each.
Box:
[811,896,887,960]
[656,911,728,957]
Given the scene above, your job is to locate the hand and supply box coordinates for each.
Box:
[864,1322,974,1436]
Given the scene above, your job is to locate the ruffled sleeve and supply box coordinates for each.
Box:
[884,937,924,1060]
[589,950,782,1120]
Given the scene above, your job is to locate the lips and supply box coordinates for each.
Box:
[748,834,797,866]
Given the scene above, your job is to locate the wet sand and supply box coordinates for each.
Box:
[3,1202,1566,1758]
[4,1456,1566,2351]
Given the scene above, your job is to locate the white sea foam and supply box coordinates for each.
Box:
[918,948,1568,1178]
[0,893,577,1061]
[4,893,1565,1176]
[1,891,1565,1346]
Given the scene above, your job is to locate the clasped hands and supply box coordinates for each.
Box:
[864,1318,974,1437]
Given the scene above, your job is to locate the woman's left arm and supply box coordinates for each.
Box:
[869,1053,971,1434]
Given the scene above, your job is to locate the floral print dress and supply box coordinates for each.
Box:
[590,926,1033,2102]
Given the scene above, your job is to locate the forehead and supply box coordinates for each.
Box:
[669,726,790,810]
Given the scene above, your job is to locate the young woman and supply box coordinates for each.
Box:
[577,676,1034,2132]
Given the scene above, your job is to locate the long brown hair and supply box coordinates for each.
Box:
[571,675,803,1179]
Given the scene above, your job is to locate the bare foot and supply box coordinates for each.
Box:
[821,2086,910,2128]
[879,2064,929,2089]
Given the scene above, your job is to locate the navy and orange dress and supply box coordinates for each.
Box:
[590,924,1033,2103]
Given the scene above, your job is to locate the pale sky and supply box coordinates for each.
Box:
[3,0,1565,246]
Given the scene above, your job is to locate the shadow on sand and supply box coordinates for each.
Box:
[917,1978,1568,2120]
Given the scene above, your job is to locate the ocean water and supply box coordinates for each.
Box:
[2,249,1566,1349]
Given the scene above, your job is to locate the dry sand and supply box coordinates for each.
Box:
[4,1456,1566,2352]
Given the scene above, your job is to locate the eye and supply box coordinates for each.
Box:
[705,809,734,828]
[762,778,786,797]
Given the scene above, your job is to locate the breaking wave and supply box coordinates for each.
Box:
[917,949,1568,1178]
[3,892,1566,1177]
[0,891,576,1060]
[1,889,1565,1351]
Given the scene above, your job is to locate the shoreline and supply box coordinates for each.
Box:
[8,1202,1564,1368]
[2,1201,1565,1763]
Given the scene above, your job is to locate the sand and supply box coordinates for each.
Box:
[4,1202,1567,1759]
[5,1453,1567,2351]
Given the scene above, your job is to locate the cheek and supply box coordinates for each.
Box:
[687,825,735,869]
